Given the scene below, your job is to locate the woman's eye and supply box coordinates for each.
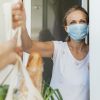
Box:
[69,21,76,25]
[80,20,87,24]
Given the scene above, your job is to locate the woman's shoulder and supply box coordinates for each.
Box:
[52,41,66,46]
[52,41,68,52]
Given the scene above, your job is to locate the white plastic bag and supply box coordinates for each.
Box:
[5,55,43,100]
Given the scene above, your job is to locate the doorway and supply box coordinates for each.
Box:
[31,0,83,83]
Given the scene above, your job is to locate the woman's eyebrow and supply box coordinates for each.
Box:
[69,20,76,24]
[79,19,87,22]
[70,20,76,22]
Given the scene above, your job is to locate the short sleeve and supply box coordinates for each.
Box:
[52,41,62,62]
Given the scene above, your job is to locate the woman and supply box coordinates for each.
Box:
[13,3,89,100]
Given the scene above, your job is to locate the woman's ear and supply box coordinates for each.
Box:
[64,25,67,32]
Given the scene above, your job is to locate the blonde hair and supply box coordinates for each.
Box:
[63,5,89,26]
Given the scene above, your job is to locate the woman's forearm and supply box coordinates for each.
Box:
[21,27,32,53]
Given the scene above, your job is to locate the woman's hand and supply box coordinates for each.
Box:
[12,1,26,29]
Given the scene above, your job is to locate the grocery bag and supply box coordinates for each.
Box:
[5,55,43,100]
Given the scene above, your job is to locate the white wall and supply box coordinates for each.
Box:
[90,0,100,100]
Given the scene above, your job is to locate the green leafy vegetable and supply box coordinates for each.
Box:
[0,85,9,100]
[42,82,63,100]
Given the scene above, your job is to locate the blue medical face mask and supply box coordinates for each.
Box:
[66,23,88,42]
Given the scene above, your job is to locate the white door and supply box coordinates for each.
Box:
[90,0,100,100]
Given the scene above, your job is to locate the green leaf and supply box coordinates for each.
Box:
[42,82,63,100]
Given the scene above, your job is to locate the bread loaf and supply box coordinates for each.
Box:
[27,52,43,92]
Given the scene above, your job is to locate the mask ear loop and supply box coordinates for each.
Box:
[65,31,70,41]
[65,26,70,41]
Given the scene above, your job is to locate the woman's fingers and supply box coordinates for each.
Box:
[12,2,22,11]
[12,2,25,29]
